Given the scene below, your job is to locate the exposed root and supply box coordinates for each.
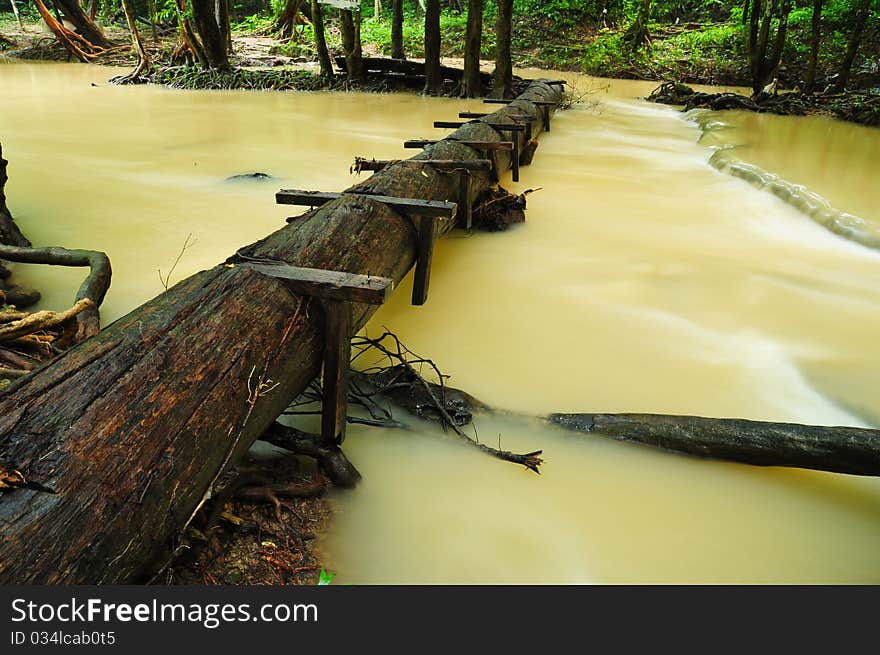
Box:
[348,331,543,473]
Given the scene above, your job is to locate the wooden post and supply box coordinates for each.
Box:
[412,215,436,305]
[236,262,393,444]
[459,171,472,230]
[321,299,351,444]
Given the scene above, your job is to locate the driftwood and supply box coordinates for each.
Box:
[548,413,880,477]
[349,352,879,478]
[0,80,562,584]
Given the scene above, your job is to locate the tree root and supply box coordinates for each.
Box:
[0,298,93,342]
[258,421,362,488]
[0,244,111,342]
[345,331,543,473]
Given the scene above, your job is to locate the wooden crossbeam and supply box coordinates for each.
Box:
[235,262,393,305]
[236,262,393,444]
[275,189,454,306]
[459,111,531,119]
[276,189,457,218]
[403,139,513,151]
[483,99,557,106]
[352,158,492,173]
[482,99,555,131]
[433,120,526,132]
[432,122,524,180]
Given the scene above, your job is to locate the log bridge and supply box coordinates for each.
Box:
[0,80,565,583]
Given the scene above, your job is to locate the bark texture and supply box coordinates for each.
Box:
[493,0,513,98]
[0,82,562,584]
[549,413,880,477]
[424,0,442,95]
[0,145,30,249]
[462,0,484,97]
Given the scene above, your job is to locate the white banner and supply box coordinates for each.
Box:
[318,0,360,9]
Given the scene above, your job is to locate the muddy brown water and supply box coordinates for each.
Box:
[2,62,879,583]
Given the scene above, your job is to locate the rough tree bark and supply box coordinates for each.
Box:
[462,0,484,97]
[340,9,364,83]
[804,0,823,94]
[310,0,334,79]
[391,0,405,59]
[118,0,152,81]
[424,0,442,95]
[0,82,562,584]
[493,0,513,98]
[549,413,880,477]
[274,0,304,40]
[748,0,791,97]
[834,0,871,92]
[52,0,110,48]
[189,0,231,69]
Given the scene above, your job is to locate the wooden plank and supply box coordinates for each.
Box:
[403,139,513,151]
[277,189,457,218]
[275,190,338,206]
[434,121,526,132]
[459,111,531,120]
[354,159,492,172]
[412,215,436,305]
[236,262,394,305]
[484,99,557,106]
[320,299,351,444]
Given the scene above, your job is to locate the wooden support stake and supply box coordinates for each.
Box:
[459,171,472,230]
[321,299,350,444]
[412,215,436,306]
[235,262,393,444]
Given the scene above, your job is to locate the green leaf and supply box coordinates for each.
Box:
[318,568,336,585]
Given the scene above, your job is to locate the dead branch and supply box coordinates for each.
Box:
[0,244,110,342]
[349,331,543,473]
[0,298,93,342]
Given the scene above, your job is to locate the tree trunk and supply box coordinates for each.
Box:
[748,0,790,97]
[311,0,334,79]
[834,0,871,92]
[190,0,230,69]
[623,0,652,50]
[0,81,562,584]
[9,0,25,31]
[340,9,364,83]
[391,0,405,59]
[424,0,442,95]
[274,0,303,40]
[216,0,232,54]
[52,0,110,48]
[492,0,513,98]
[0,144,30,249]
[549,413,880,477]
[804,0,823,94]
[462,0,483,97]
[120,0,152,80]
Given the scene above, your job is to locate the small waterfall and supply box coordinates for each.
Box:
[692,111,880,250]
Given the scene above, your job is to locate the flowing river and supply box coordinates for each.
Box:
[2,61,879,583]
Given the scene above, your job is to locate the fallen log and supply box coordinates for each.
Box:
[548,413,880,477]
[0,80,563,584]
[350,353,880,478]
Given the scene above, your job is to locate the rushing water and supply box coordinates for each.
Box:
[2,63,879,583]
